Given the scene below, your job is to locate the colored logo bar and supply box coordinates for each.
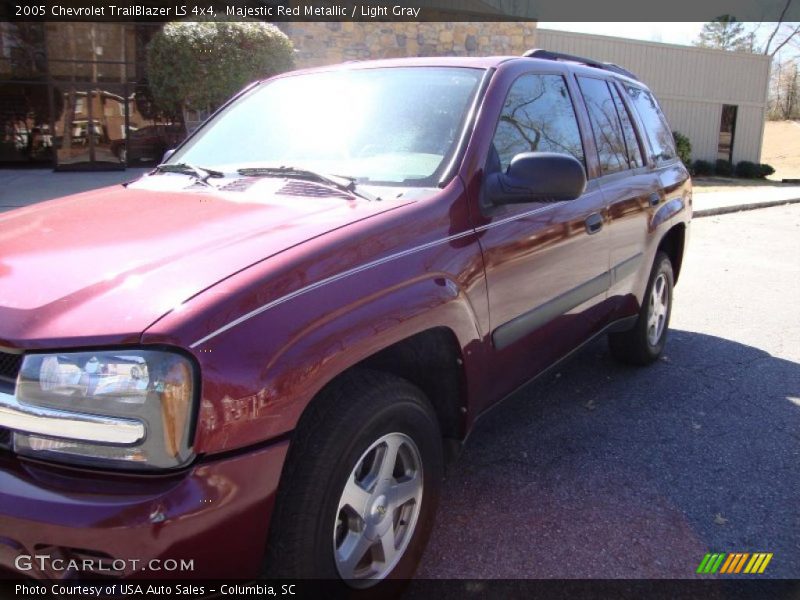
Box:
[697,552,773,574]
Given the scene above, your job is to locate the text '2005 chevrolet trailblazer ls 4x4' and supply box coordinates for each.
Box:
[0,50,690,586]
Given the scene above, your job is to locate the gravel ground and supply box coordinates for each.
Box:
[415,204,800,580]
[762,121,800,182]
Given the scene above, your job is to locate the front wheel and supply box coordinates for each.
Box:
[263,370,443,589]
[608,251,674,365]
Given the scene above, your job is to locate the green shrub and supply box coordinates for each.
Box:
[733,161,776,179]
[758,163,775,178]
[146,20,294,124]
[692,159,715,176]
[734,160,761,178]
[715,159,733,176]
[672,131,692,167]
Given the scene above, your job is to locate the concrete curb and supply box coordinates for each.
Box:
[694,197,800,218]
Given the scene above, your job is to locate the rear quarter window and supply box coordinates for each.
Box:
[577,76,629,175]
[622,84,676,164]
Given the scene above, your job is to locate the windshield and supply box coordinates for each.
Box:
[167,67,484,186]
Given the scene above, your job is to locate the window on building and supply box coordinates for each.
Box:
[490,73,584,173]
[623,83,676,164]
[717,104,737,162]
[577,77,629,175]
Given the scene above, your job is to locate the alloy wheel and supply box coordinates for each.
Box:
[647,272,669,346]
[333,432,423,585]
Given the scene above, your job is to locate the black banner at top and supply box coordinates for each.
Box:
[1,0,800,22]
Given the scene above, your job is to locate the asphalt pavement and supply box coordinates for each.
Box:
[415,204,800,579]
[0,168,149,213]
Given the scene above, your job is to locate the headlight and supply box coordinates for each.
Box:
[8,349,196,470]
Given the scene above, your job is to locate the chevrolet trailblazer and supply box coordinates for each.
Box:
[0,50,690,587]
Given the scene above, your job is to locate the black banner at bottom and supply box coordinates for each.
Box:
[1,580,799,600]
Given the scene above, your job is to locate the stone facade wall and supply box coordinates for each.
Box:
[282,22,538,68]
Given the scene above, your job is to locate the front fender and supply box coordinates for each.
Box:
[190,274,484,455]
[141,179,489,456]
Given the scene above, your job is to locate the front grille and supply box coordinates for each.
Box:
[0,427,10,450]
[0,350,22,393]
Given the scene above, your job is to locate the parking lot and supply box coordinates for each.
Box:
[418,204,800,579]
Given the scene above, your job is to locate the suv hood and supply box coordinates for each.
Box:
[0,176,408,349]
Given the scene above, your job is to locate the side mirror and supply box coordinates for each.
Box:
[486,152,586,205]
[162,148,176,163]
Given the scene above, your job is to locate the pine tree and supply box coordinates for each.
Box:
[694,16,755,52]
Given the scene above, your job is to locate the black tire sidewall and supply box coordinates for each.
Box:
[289,383,443,586]
[639,253,674,358]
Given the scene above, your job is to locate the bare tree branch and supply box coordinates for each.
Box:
[770,24,800,57]
[763,0,792,55]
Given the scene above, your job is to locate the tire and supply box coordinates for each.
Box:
[263,370,443,591]
[608,251,674,365]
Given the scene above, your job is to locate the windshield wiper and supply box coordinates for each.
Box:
[154,162,225,186]
[236,166,379,202]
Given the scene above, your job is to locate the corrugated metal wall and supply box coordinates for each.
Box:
[533,29,771,163]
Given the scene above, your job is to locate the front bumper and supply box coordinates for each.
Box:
[0,441,288,580]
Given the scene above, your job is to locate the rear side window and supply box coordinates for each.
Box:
[491,73,584,172]
[623,84,676,163]
[609,84,644,168]
[577,77,629,175]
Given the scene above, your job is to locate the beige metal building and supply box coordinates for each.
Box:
[533,28,772,164]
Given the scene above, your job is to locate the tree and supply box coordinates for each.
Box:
[694,16,757,52]
[146,20,294,132]
[764,22,800,58]
[768,59,799,119]
[763,0,800,58]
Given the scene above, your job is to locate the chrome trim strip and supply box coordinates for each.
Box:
[0,391,145,445]
[474,202,566,232]
[190,202,564,348]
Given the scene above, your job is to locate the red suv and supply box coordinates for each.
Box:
[0,51,690,587]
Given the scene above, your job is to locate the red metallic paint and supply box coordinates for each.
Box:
[0,441,287,579]
[0,182,409,350]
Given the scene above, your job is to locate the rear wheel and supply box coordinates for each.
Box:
[264,370,443,589]
[608,251,674,365]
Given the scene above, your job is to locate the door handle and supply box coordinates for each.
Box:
[648,192,661,207]
[584,212,603,235]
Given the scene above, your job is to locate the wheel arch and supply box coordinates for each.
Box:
[657,223,686,283]
[294,325,470,464]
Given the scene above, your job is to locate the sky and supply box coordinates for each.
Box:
[539,22,707,46]
[538,22,799,59]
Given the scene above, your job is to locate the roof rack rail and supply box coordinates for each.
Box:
[522,49,640,82]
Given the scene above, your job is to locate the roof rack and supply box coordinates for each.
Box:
[522,49,640,82]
